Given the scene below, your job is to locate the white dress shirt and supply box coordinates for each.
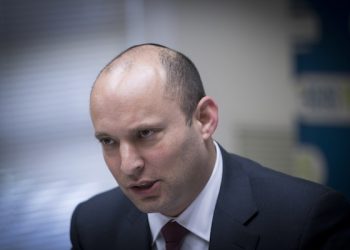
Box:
[148,141,223,250]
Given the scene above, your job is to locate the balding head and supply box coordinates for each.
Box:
[92,44,206,124]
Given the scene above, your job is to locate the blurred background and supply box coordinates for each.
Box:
[1,0,349,249]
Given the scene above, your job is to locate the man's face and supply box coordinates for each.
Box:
[90,63,212,216]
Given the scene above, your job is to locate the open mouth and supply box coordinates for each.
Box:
[133,181,156,190]
[130,180,159,195]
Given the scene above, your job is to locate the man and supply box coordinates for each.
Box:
[70,44,350,250]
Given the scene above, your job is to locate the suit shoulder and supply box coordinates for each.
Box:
[224,152,341,208]
[72,187,134,224]
[81,187,124,207]
[71,188,149,249]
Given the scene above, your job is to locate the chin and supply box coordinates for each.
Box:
[133,200,163,214]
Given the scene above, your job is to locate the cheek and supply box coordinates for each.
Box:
[147,136,189,173]
[103,151,121,177]
[142,143,179,175]
[144,145,170,166]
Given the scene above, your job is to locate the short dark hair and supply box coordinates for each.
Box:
[158,45,206,124]
[100,43,206,124]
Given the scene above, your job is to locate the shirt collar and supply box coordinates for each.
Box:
[148,141,223,244]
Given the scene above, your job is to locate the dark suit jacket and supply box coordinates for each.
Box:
[70,147,350,250]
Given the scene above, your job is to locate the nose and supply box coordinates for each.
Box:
[119,142,144,177]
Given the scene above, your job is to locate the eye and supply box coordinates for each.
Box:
[99,138,115,145]
[138,129,154,139]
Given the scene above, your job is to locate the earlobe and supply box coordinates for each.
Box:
[195,96,219,140]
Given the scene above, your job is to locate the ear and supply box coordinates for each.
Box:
[194,96,218,140]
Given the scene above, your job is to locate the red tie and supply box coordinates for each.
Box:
[161,221,189,250]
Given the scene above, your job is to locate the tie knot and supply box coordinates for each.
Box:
[161,221,189,250]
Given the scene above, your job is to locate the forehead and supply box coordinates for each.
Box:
[108,59,160,85]
[90,62,184,131]
[92,62,167,105]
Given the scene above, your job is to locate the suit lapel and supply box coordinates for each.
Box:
[118,204,152,250]
[209,148,259,250]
